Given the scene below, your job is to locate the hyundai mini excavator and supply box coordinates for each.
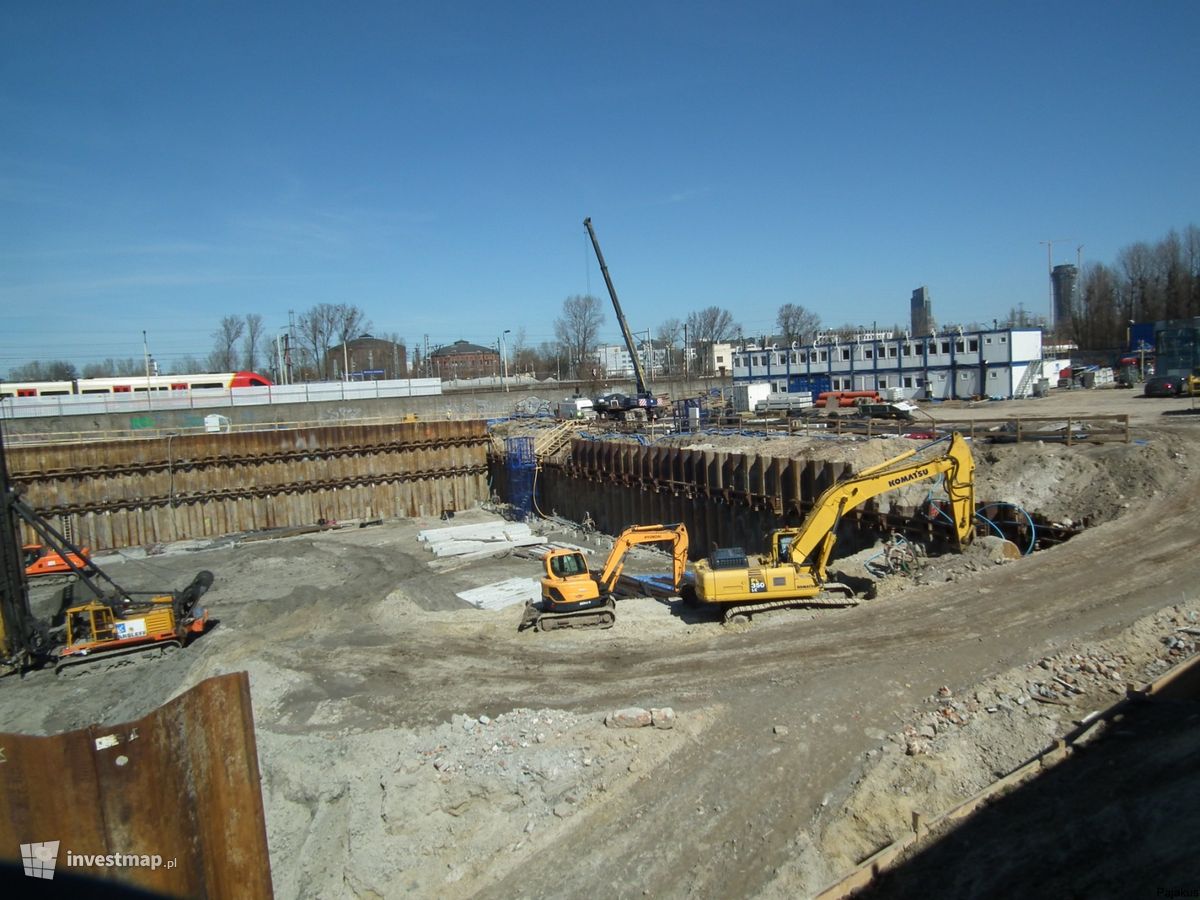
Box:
[687,432,975,623]
[520,523,689,631]
[0,427,213,675]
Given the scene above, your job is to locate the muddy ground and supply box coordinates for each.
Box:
[2,387,1200,898]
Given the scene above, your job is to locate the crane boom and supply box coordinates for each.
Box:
[583,217,651,397]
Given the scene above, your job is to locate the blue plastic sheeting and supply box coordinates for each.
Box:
[504,436,536,520]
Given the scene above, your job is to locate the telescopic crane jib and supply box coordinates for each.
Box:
[583,217,660,421]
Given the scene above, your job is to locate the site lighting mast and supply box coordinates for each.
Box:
[500,329,510,392]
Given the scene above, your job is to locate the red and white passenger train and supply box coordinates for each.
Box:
[0,371,274,399]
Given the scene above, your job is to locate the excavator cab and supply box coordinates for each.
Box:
[540,550,605,608]
[549,552,588,579]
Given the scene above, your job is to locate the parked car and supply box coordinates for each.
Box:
[1144,375,1185,397]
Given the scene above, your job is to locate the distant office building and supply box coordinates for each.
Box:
[1051,264,1078,330]
[911,287,935,336]
[595,342,671,379]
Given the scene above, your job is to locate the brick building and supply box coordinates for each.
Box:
[429,340,500,381]
[326,335,408,380]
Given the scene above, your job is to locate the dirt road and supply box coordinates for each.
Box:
[3,388,1198,897]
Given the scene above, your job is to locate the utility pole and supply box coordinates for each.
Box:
[287,310,296,383]
[500,329,510,392]
[142,330,153,411]
[684,323,690,380]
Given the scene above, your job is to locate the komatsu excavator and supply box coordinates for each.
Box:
[520,523,689,631]
[687,432,975,623]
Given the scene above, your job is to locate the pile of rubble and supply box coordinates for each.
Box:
[894,606,1198,758]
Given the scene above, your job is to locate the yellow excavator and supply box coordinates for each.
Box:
[520,523,689,631]
[687,432,976,623]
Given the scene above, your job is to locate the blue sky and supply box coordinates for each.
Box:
[2,1,1197,373]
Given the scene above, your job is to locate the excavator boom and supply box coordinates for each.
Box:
[690,433,976,622]
[786,431,974,581]
[594,523,689,594]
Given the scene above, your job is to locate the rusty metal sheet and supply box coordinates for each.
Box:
[0,672,272,898]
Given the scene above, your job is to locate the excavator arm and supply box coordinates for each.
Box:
[594,524,689,594]
[780,432,975,582]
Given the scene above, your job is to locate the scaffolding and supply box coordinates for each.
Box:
[504,437,536,520]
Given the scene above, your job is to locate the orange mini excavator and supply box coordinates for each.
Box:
[520,523,689,632]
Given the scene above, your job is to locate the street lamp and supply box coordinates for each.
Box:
[500,329,511,392]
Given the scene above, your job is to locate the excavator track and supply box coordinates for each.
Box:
[519,598,617,632]
[722,583,858,624]
[26,574,76,588]
[54,639,183,675]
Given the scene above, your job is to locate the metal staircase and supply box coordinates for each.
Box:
[1013,359,1044,398]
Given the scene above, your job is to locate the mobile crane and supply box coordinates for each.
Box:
[687,432,976,623]
[583,217,662,422]
[520,523,689,631]
[0,427,212,675]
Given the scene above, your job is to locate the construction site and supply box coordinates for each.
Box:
[1,381,1199,898]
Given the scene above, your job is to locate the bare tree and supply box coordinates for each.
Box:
[554,295,605,379]
[7,360,78,381]
[296,304,339,379]
[654,318,682,374]
[243,313,265,372]
[333,303,371,349]
[685,306,740,374]
[1072,262,1121,349]
[505,327,539,378]
[776,303,821,346]
[81,358,144,378]
[172,355,208,375]
[210,315,246,371]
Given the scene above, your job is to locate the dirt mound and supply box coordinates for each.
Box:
[761,599,1200,898]
[972,432,1187,525]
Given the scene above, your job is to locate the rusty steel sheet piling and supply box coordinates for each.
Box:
[546,438,859,555]
[9,420,489,550]
[0,672,272,898]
